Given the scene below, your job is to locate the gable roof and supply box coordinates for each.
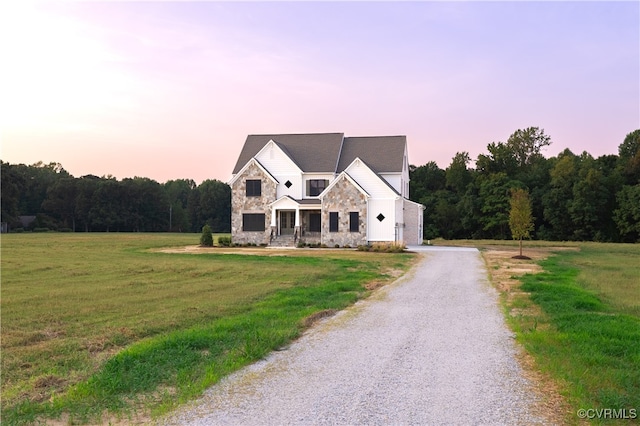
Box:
[255,140,303,173]
[343,157,400,197]
[337,136,406,173]
[228,157,278,186]
[319,171,370,199]
[232,133,345,174]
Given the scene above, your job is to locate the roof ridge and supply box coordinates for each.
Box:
[334,134,346,175]
[247,132,344,137]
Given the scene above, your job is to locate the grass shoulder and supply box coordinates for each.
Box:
[477,241,639,425]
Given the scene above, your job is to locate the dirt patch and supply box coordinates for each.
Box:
[155,245,352,256]
[479,245,579,425]
[302,309,339,328]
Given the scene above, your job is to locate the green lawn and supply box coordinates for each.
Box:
[1,233,413,424]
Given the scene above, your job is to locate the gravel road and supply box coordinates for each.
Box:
[158,246,546,425]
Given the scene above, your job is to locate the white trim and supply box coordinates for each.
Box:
[256,140,303,173]
[269,195,300,208]
[228,157,279,186]
[318,171,370,199]
[403,198,426,210]
[343,157,399,198]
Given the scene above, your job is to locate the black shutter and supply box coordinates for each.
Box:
[349,212,359,232]
[329,212,338,232]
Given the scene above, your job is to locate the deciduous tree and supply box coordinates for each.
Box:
[509,188,534,257]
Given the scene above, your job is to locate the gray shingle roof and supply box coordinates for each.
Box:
[232,133,345,174]
[337,136,406,173]
[232,133,406,175]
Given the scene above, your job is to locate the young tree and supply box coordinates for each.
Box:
[509,188,534,258]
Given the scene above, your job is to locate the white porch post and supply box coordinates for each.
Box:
[271,206,277,227]
[295,208,300,227]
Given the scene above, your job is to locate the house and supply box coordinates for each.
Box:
[229,133,424,247]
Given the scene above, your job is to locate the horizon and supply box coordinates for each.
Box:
[2,1,638,184]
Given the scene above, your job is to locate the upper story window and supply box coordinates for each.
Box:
[307,179,329,196]
[246,179,261,197]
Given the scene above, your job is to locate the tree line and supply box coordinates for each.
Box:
[2,127,638,241]
[0,162,230,233]
[409,128,640,243]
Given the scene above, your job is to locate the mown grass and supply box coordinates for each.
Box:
[503,244,639,424]
[1,233,413,424]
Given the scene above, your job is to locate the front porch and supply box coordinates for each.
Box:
[269,197,322,247]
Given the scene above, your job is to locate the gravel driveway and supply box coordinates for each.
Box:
[159,246,546,425]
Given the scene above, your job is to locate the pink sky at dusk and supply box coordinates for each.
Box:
[1,1,638,184]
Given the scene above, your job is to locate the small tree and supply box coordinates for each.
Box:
[200,224,213,247]
[509,188,534,258]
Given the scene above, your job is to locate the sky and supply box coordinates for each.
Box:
[1,1,638,184]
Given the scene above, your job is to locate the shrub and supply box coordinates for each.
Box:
[361,242,406,253]
[218,236,232,247]
[33,228,50,233]
[200,225,213,247]
[334,244,340,248]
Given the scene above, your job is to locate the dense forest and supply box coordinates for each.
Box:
[2,127,639,242]
[410,128,640,243]
[0,164,231,233]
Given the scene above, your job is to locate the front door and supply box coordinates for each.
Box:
[280,211,295,235]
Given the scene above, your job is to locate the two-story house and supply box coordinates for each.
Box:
[229,133,424,247]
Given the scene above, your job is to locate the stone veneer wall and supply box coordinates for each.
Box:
[231,162,277,245]
[321,176,367,247]
[300,211,322,244]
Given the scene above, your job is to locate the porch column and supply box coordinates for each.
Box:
[295,208,300,227]
[271,206,277,227]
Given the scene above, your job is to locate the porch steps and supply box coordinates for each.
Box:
[269,234,297,248]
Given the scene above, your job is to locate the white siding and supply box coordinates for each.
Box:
[367,199,396,241]
[256,143,303,199]
[402,145,410,198]
[395,198,404,242]
[275,175,302,199]
[379,173,402,194]
[346,159,396,198]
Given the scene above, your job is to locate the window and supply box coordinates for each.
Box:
[350,212,359,232]
[242,213,265,231]
[246,179,261,197]
[309,213,321,232]
[307,179,329,196]
[329,212,338,232]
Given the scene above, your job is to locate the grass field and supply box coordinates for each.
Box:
[1,233,414,424]
[440,239,640,424]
